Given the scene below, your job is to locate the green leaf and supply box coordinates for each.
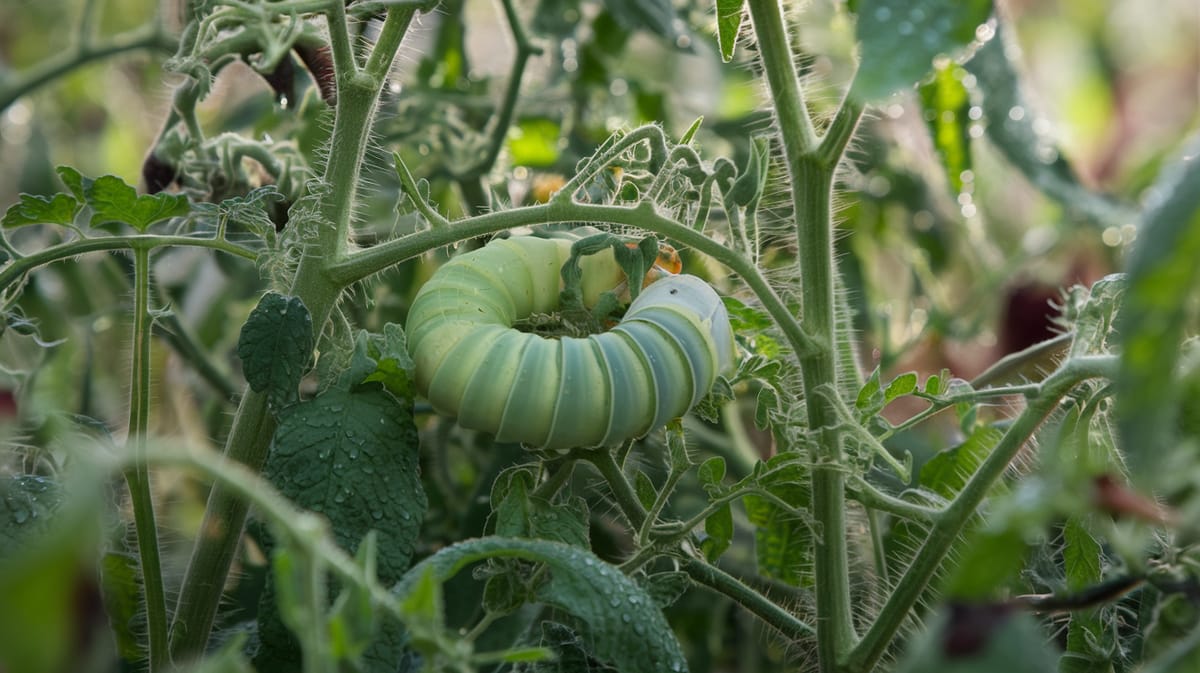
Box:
[722,295,773,332]
[395,537,689,673]
[852,0,993,102]
[919,425,1002,499]
[1,193,80,229]
[361,323,417,400]
[266,374,426,584]
[1116,138,1200,482]
[884,372,919,405]
[697,456,726,494]
[856,367,884,413]
[236,292,314,410]
[715,0,745,62]
[744,454,812,586]
[918,62,972,193]
[522,621,618,673]
[638,571,691,609]
[942,526,1027,600]
[55,166,88,201]
[634,470,658,510]
[182,634,255,673]
[85,174,190,232]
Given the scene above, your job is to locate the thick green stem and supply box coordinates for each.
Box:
[585,449,648,530]
[846,356,1118,672]
[746,0,857,666]
[123,246,170,671]
[169,7,417,660]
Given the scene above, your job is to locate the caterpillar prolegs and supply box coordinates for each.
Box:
[405,235,736,451]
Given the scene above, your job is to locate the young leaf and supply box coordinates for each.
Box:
[236,292,314,411]
[884,372,919,405]
[85,175,190,232]
[701,503,733,562]
[1061,517,1108,672]
[715,0,745,63]
[744,454,812,586]
[395,537,690,673]
[852,0,994,102]
[1,193,80,229]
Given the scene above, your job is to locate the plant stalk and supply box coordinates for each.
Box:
[169,7,417,660]
[746,0,857,666]
[123,245,170,671]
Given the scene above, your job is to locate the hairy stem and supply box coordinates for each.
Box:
[846,356,1119,672]
[746,0,857,665]
[123,245,169,671]
[169,7,417,659]
[681,557,816,639]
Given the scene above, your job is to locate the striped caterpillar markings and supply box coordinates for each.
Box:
[406,236,736,450]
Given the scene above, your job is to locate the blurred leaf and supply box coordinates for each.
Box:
[942,526,1026,599]
[1116,137,1200,482]
[1060,517,1109,672]
[395,538,690,673]
[520,621,618,673]
[100,552,145,661]
[0,475,61,557]
[715,0,745,62]
[918,62,972,193]
[963,26,1130,228]
[508,118,562,168]
[897,605,1056,672]
[183,634,254,673]
[601,0,681,42]
[1,192,80,229]
[85,175,190,233]
[236,292,314,411]
[852,0,993,102]
[920,425,1002,499]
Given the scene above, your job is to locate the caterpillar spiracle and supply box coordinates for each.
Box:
[405,235,736,451]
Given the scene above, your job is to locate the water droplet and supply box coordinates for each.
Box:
[12,509,28,524]
[609,597,620,607]
[634,624,645,635]
[402,512,412,520]
[371,510,383,520]
[621,613,631,623]
[349,449,359,459]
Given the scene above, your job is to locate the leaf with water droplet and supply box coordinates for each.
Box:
[395,537,689,672]
[852,0,993,102]
[237,292,314,411]
[1,476,62,558]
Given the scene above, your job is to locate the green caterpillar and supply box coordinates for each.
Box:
[405,235,736,451]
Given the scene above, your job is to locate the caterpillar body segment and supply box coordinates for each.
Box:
[406,235,736,450]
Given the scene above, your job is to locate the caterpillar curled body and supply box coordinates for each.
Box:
[405,235,736,451]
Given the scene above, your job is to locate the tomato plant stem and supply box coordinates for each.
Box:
[846,356,1118,672]
[681,558,816,639]
[123,246,169,671]
[746,0,858,666]
[169,7,417,659]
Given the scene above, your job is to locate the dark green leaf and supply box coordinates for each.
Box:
[395,538,689,673]
[85,174,190,232]
[1117,138,1200,482]
[267,381,425,584]
[0,475,61,558]
[55,166,88,201]
[919,425,1002,499]
[638,571,691,609]
[852,0,993,102]
[1,193,80,229]
[722,296,773,332]
[634,470,658,510]
[520,621,618,673]
[715,0,745,62]
[236,292,314,410]
[697,456,726,494]
[918,62,972,193]
[494,472,590,548]
[942,526,1026,599]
